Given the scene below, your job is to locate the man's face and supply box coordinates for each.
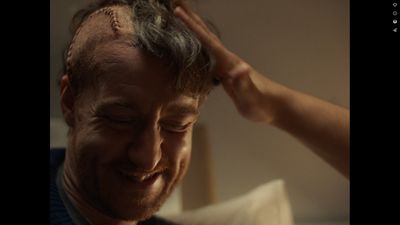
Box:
[65,39,199,220]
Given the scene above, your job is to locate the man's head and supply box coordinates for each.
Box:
[59,0,216,222]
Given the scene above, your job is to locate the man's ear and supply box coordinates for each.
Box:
[60,75,75,127]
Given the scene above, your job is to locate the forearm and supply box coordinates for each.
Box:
[260,73,349,178]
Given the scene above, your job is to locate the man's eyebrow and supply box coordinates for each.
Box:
[165,104,199,116]
[94,99,140,112]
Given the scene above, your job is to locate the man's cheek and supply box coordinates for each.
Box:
[75,130,124,162]
[163,131,192,156]
[162,133,192,177]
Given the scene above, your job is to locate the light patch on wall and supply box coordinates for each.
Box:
[50,117,68,148]
[156,186,183,216]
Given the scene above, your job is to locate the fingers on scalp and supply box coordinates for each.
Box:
[176,1,209,31]
[174,6,212,45]
[183,2,209,30]
[179,6,224,50]
[174,1,233,70]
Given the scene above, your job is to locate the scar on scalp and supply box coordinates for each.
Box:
[66,6,132,74]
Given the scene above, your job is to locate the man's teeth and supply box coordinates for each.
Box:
[124,173,156,181]
[138,174,152,181]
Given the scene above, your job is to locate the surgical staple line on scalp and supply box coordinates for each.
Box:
[66,7,123,73]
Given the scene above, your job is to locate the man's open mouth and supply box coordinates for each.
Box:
[118,170,164,185]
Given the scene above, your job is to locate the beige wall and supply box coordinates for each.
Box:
[50,0,349,223]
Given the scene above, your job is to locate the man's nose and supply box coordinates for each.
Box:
[127,123,162,171]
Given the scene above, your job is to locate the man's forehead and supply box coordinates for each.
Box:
[91,39,141,70]
[87,39,201,105]
[90,39,172,82]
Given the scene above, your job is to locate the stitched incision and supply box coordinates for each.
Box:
[66,5,135,73]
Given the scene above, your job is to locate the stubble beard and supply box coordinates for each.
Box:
[77,158,189,222]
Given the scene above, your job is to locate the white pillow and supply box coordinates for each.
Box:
[162,179,294,225]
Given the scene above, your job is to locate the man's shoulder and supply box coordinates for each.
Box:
[50,148,66,166]
[50,148,66,179]
[49,148,75,225]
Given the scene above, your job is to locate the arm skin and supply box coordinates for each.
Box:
[174,1,349,179]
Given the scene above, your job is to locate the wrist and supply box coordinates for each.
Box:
[256,75,288,125]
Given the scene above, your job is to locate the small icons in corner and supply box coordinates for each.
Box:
[394,2,398,32]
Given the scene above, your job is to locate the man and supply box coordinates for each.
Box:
[51,0,217,224]
[51,0,349,224]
